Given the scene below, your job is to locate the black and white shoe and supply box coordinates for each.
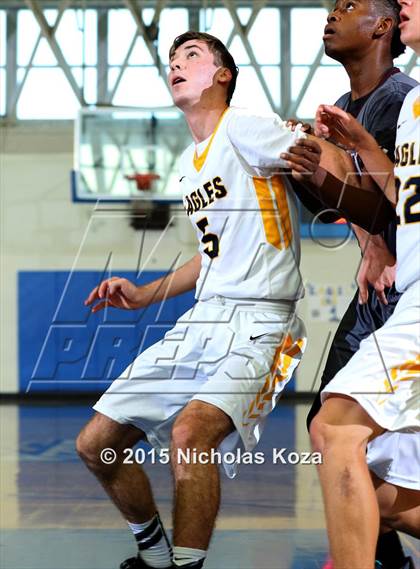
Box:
[119,556,205,569]
[119,557,141,569]
[119,555,173,569]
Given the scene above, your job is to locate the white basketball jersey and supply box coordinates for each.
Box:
[178,107,305,302]
[395,86,420,292]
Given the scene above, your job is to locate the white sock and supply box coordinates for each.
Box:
[127,514,172,568]
[173,546,206,567]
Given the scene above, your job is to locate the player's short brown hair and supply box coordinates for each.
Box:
[169,31,239,104]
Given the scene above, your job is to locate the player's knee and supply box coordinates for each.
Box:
[380,510,410,533]
[376,488,420,535]
[310,415,367,457]
[380,509,398,528]
[76,423,110,472]
[171,419,217,454]
[171,421,198,452]
[309,415,330,454]
[76,427,97,465]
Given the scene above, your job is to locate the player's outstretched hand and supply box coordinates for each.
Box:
[84,277,143,313]
[281,138,321,182]
[315,104,376,152]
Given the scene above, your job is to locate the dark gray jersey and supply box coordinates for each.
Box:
[336,70,418,255]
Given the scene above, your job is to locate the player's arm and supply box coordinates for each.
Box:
[226,111,339,223]
[84,254,201,313]
[315,105,397,205]
[351,226,396,305]
[226,113,331,221]
[282,138,395,234]
[285,119,342,223]
[311,97,403,303]
[226,111,307,171]
[285,118,373,191]
[289,178,342,223]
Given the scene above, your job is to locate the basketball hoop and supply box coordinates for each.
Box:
[124,172,169,230]
[125,173,160,192]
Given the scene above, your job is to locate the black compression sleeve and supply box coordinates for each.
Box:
[301,172,396,234]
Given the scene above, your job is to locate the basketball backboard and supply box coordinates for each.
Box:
[72,106,190,202]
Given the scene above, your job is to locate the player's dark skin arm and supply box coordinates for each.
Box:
[285,120,341,224]
[290,178,342,224]
[316,105,398,204]
[283,138,396,234]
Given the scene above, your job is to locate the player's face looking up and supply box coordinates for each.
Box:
[398,0,420,54]
[168,40,230,110]
[324,0,393,60]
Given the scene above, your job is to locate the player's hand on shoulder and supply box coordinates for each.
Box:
[84,277,143,313]
[280,138,322,183]
[286,118,313,135]
[315,104,375,152]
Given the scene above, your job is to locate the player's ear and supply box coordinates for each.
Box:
[373,16,394,39]
[217,67,232,86]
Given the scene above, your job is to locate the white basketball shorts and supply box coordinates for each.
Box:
[321,280,419,430]
[321,280,420,489]
[367,429,420,490]
[94,295,307,478]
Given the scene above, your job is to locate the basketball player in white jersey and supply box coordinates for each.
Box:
[293,1,420,566]
[76,31,317,569]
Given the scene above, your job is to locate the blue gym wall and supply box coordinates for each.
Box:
[18,271,301,394]
[18,271,195,393]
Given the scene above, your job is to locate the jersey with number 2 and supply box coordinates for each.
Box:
[395,86,420,292]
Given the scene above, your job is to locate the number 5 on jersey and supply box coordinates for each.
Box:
[196,217,219,259]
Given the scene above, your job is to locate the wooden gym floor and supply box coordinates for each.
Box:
[0,401,418,569]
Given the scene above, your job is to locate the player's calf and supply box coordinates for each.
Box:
[310,397,385,567]
[169,401,234,567]
[77,414,174,569]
